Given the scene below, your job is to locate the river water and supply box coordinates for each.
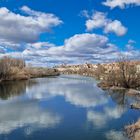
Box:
[0,75,139,140]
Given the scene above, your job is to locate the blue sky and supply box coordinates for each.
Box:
[0,0,140,66]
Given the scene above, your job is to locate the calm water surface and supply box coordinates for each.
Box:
[0,75,140,140]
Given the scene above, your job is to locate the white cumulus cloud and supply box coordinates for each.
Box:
[86,12,107,30]
[0,33,139,66]
[104,20,127,36]
[21,33,118,65]
[85,11,127,36]
[0,6,62,44]
[103,0,140,9]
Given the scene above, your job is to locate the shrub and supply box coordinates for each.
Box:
[101,58,140,89]
[0,57,25,80]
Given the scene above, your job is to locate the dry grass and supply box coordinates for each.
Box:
[125,120,140,140]
[0,57,60,82]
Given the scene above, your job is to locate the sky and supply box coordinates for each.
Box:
[0,0,140,66]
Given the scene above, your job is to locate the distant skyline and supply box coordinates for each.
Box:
[0,0,140,66]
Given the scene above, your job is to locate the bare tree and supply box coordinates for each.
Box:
[94,64,106,80]
[0,57,26,80]
[117,57,139,88]
[101,56,140,89]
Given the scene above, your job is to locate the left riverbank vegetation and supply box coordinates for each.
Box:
[0,56,60,82]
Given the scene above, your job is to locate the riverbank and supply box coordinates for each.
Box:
[26,67,60,78]
[0,67,60,82]
[125,120,140,140]
[0,57,60,83]
[56,64,140,111]
[56,61,140,91]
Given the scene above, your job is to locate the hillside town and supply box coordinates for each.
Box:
[57,61,140,75]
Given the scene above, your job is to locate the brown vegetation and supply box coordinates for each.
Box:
[93,64,106,80]
[125,120,140,140]
[130,103,140,110]
[27,67,60,78]
[0,56,27,81]
[98,58,140,89]
[57,58,140,90]
[0,57,60,82]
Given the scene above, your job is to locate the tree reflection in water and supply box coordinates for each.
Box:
[0,80,37,100]
[108,89,140,107]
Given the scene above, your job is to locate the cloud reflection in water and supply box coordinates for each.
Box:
[0,75,133,138]
[0,101,61,135]
[26,76,108,108]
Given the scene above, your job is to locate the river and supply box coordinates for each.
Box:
[0,75,139,140]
